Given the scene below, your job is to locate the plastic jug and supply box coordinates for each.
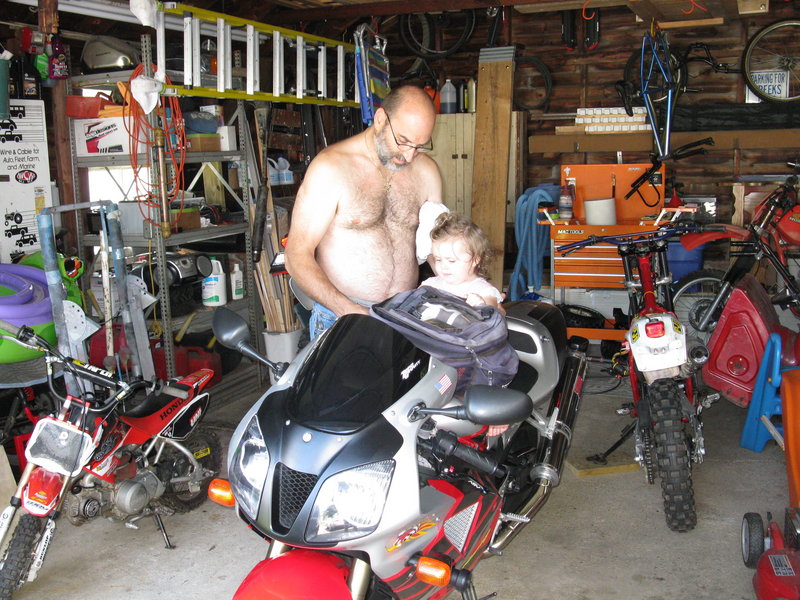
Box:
[275,156,293,184]
[229,262,244,301]
[440,79,457,114]
[267,158,280,185]
[202,258,227,307]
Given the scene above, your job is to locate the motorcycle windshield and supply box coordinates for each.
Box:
[288,315,429,434]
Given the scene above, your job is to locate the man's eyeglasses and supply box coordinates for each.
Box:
[384,113,433,153]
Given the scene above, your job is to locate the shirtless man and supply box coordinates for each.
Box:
[285,86,443,338]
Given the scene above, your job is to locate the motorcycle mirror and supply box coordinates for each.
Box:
[463,386,533,425]
[212,308,282,372]
[212,307,251,350]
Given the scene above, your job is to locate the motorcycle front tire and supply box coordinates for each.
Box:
[158,425,221,512]
[650,378,697,532]
[0,513,45,599]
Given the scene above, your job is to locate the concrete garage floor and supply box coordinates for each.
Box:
[12,360,787,600]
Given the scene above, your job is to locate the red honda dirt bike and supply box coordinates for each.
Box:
[0,319,221,599]
[559,223,720,531]
[673,167,800,406]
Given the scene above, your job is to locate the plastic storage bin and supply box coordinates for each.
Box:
[667,241,705,282]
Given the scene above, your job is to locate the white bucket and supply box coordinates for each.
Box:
[263,328,303,384]
[584,197,617,225]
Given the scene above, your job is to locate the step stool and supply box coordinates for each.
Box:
[740,333,794,452]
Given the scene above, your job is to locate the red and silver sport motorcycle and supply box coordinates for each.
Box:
[209,298,587,600]
[0,319,221,599]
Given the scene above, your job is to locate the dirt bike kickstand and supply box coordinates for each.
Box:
[586,421,636,465]
[153,513,176,549]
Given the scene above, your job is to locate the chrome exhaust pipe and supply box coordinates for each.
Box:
[489,343,587,553]
[689,343,709,366]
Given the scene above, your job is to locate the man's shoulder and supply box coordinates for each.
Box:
[308,136,363,174]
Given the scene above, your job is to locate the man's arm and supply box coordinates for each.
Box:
[419,155,443,206]
[284,155,368,317]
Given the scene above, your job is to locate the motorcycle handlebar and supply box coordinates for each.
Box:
[432,430,507,478]
[557,222,727,255]
[0,319,21,338]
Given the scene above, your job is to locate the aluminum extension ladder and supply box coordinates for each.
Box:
[133,1,359,108]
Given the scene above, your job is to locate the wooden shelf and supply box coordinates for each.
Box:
[529,128,800,154]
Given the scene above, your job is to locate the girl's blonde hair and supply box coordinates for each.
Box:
[430,212,493,279]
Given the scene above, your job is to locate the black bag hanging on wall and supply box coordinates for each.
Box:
[370,286,519,394]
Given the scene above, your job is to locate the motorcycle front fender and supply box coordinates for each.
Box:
[233,549,354,600]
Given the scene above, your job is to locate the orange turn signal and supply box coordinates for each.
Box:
[208,478,236,507]
[414,556,451,587]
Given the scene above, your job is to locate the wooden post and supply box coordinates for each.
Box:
[51,79,77,252]
[470,47,515,289]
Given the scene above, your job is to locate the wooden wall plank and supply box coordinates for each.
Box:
[471,58,514,289]
[472,61,514,288]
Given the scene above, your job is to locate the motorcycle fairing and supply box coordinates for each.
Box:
[505,302,567,408]
[381,478,500,598]
[246,386,404,540]
[233,549,352,600]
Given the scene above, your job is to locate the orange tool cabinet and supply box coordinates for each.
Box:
[546,163,667,341]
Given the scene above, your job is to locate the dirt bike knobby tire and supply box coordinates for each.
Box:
[0,513,45,598]
[158,426,221,513]
[649,378,697,532]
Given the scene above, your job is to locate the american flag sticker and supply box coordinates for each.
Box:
[435,374,452,395]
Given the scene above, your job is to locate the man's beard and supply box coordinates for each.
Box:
[375,128,410,172]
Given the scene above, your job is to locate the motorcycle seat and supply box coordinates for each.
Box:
[119,389,180,418]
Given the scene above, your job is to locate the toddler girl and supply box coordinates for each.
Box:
[421,212,504,309]
[421,213,510,437]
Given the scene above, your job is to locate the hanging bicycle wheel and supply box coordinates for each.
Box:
[742,19,800,103]
[624,46,687,104]
[399,10,476,60]
[514,56,553,111]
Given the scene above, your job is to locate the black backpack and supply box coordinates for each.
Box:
[370,286,519,394]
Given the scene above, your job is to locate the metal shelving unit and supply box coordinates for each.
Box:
[70,43,261,383]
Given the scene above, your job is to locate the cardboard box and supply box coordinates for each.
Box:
[71,117,145,156]
[217,126,236,151]
[187,133,221,152]
[170,208,201,231]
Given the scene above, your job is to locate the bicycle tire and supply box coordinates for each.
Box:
[623,46,687,105]
[514,56,553,111]
[399,10,476,60]
[742,19,800,103]
[396,14,432,81]
[670,269,725,345]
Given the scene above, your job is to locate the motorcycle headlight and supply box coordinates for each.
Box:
[229,415,269,520]
[305,460,395,543]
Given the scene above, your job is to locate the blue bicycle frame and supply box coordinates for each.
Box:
[640,26,678,160]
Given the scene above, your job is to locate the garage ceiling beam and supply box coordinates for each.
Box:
[268,0,628,24]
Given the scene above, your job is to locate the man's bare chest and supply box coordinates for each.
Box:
[337,180,420,232]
